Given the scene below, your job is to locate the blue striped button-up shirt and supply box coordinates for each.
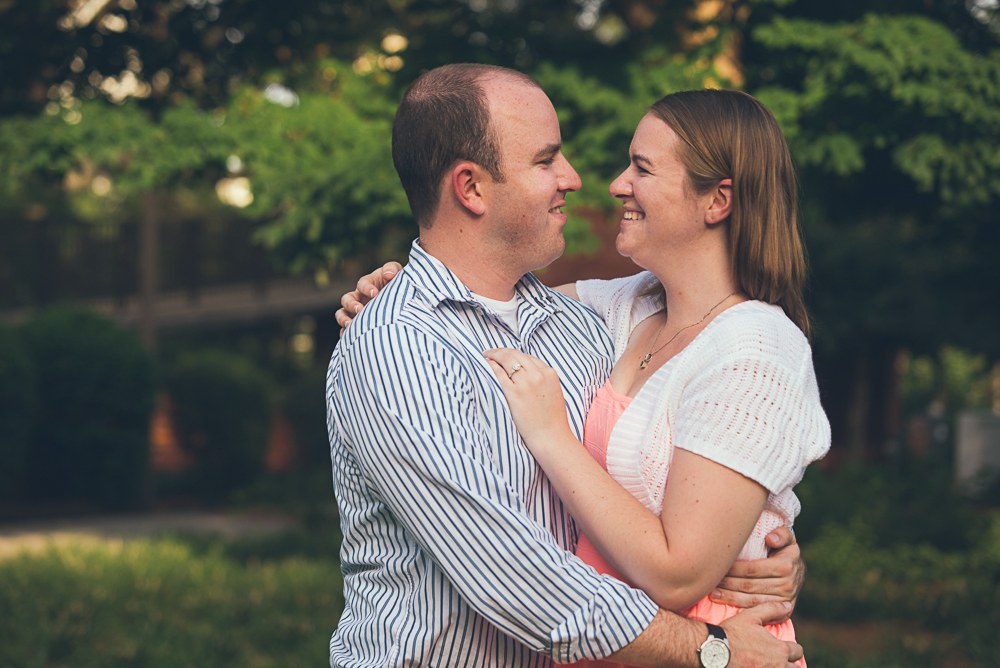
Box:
[326,240,658,667]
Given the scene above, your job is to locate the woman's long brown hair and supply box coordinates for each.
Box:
[648,89,810,337]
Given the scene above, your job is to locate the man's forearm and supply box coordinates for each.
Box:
[603,601,801,668]
[605,609,703,668]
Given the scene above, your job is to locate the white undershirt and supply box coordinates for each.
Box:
[472,292,519,332]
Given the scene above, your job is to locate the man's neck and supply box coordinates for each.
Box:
[418,233,520,301]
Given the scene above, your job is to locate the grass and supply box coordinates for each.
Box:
[0,535,343,668]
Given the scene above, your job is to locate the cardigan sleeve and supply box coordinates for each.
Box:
[577,273,662,361]
[671,350,830,495]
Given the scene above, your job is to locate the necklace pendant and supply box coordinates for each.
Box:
[639,353,651,370]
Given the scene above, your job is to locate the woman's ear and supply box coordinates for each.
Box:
[451,162,486,216]
[705,178,733,225]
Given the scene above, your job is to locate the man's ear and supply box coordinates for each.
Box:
[705,178,733,225]
[451,162,487,216]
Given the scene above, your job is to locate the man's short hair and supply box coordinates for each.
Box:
[392,64,541,227]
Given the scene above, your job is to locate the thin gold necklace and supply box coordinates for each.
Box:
[639,291,739,369]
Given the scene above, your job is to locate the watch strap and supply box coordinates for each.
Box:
[705,623,727,643]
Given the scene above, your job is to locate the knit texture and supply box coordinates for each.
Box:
[577,273,830,561]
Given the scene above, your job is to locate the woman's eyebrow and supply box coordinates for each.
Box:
[632,153,654,167]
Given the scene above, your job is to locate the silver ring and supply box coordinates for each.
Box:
[507,362,522,379]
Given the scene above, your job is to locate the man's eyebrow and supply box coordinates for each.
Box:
[533,143,562,160]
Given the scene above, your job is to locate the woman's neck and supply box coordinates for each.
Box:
[646,242,739,325]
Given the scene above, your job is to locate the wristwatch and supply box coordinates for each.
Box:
[697,623,731,668]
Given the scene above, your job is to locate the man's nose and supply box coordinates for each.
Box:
[557,154,582,193]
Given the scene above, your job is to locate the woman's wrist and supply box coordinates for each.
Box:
[526,429,582,468]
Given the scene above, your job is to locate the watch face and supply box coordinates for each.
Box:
[700,639,731,668]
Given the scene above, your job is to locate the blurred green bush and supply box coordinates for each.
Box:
[795,464,1000,665]
[20,310,155,507]
[0,326,37,499]
[167,350,273,499]
[282,366,330,470]
[0,539,343,668]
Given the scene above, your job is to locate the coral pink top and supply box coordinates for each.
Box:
[570,379,804,668]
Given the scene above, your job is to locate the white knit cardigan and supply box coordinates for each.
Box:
[577,272,831,560]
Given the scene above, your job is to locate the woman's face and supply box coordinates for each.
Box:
[609,113,713,270]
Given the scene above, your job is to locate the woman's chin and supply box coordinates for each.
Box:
[615,232,639,260]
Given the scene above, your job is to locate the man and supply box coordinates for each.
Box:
[327,63,804,667]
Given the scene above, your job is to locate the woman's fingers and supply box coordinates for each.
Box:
[484,348,549,375]
[335,262,403,334]
[358,261,402,300]
[487,359,514,386]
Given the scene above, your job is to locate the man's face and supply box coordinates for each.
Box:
[482,79,582,273]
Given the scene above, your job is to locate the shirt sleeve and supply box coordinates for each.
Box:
[331,323,658,663]
[672,352,831,495]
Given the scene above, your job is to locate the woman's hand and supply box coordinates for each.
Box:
[334,261,403,333]
[484,348,575,457]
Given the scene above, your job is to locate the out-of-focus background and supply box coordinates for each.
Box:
[0,0,998,666]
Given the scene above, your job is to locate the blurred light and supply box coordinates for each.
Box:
[216,177,253,208]
[99,13,128,32]
[468,32,488,47]
[61,0,114,29]
[99,71,150,103]
[352,55,374,75]
[226,155,242,173]
[225,27,244,44]
[290,333,314,354]
[151,69,171,92]
[575,0,603,30]
[594,13,628,45]
[299,315,317,333]
[64,110,83,125]
[381,55,404,72]
[119,0,137,10]
[381,34,408,53]
[70,57,86,73]
[322,67,338,81]
[498,0,519,11]
[469,0,488,12]
[91,175,112,196]
[264,83,299,107]
[45,102,60,115]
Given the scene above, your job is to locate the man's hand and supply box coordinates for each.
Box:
[710,527,805,621]
[604,602,799,668]
[334,261,403,333]
[722,601,803,668]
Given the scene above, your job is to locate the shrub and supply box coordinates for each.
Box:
[282,367,330,470]
[0,326,36,500]
[167,350,272,498]
[20,310,155,506]
[0,539,343,668]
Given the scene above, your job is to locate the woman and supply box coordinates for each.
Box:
[339,89,828,665]
[483,90,828,666]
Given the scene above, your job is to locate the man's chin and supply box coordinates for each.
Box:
[528,237,566,274]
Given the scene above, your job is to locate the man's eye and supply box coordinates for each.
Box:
[540,157,555,165]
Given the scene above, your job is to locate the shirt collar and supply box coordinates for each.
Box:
[406,239,560,315]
